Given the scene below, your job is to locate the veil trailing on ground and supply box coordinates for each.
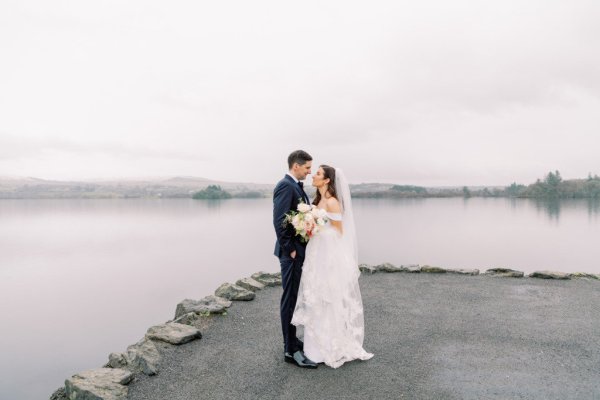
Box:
[334,168,358,267]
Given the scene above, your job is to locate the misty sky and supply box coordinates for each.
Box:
[1,0,599,186]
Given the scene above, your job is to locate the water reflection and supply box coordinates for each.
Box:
[587,198,600,219]
[2,197,600,399]
[356,196,600,223]
[533,198,562,221]
[530,197,600,221]
[204,199,225,210]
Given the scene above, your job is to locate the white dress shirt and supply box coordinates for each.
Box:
[287,173,300,183]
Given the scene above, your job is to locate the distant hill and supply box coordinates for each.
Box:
[2,171,598,199]
[162,176,213,184]
[0,176,273,199]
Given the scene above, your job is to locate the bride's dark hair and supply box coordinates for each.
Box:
[312,165,338,206]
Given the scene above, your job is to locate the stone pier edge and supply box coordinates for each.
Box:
[49,264,599,400]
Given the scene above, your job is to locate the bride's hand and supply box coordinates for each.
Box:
[291,250,296,259]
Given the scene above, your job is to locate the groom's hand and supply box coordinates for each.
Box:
[290,250,296,259]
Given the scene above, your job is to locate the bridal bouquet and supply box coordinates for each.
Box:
[284,200,329,243]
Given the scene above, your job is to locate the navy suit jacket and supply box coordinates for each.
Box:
[273,174,310,259]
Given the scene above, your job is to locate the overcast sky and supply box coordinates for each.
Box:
[1,0,599,186]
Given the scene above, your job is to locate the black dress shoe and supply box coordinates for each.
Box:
[284,350,318,369]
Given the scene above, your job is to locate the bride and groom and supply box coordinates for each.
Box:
[273,150,374,369]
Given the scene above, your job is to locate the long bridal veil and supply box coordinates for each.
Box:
[334,168,358,267]
[326,168,372,367]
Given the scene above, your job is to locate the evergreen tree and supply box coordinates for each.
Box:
[192,185,232,199]
[506,182,525,197]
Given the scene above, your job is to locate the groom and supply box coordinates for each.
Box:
[272,150,318,369]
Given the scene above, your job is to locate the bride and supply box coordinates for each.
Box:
[291,165,374,368]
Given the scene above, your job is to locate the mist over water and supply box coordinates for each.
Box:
[1,197,599,399]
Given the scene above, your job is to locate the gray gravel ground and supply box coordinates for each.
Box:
[127,273,600,400]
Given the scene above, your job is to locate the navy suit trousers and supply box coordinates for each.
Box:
[279,252,304,353]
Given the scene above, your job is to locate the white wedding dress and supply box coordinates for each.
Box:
[291,169,374,368]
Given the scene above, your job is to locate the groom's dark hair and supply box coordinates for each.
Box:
[288,150,312,169]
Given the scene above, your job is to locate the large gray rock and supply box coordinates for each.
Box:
[401,264,421,273]
[215,283,255,301]
[420,265,447,273]
[483,268,525,278]
[202,295,233,308]
[175,296,231,319]
[359,264,377,274]
[145,322,202,344]
[50,387,67,400]
[173,312,200,325]
[235,277,265,292]
[107,352,128,369]
[251,271,281,287]
[64,368,133,400]
[108,342,159,374]
[376,262,405,272]
[124,338,161,375]
[446,268,479,275]
[529,270,571,280]
[567,272,600,280]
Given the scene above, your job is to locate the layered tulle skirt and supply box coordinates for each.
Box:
[291,226,374,368]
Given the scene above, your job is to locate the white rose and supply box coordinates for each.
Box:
[298,203,311,213]
[304,213,314,222]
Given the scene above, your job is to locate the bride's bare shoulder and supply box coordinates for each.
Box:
[325,196,341,213]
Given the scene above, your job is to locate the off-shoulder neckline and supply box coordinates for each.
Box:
[316,207,341,214]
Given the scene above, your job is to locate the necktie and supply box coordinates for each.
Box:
[298,181,308,203]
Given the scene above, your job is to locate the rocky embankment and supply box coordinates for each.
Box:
[50,266,599,400]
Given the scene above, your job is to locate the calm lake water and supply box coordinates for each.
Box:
[1,197,599,399]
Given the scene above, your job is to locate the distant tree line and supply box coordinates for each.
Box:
[192,185,264,200]
[508,171,600,198]
[351,171,600,199]
[390,185,427,194]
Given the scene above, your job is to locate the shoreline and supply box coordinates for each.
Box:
[50,264,600,400]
